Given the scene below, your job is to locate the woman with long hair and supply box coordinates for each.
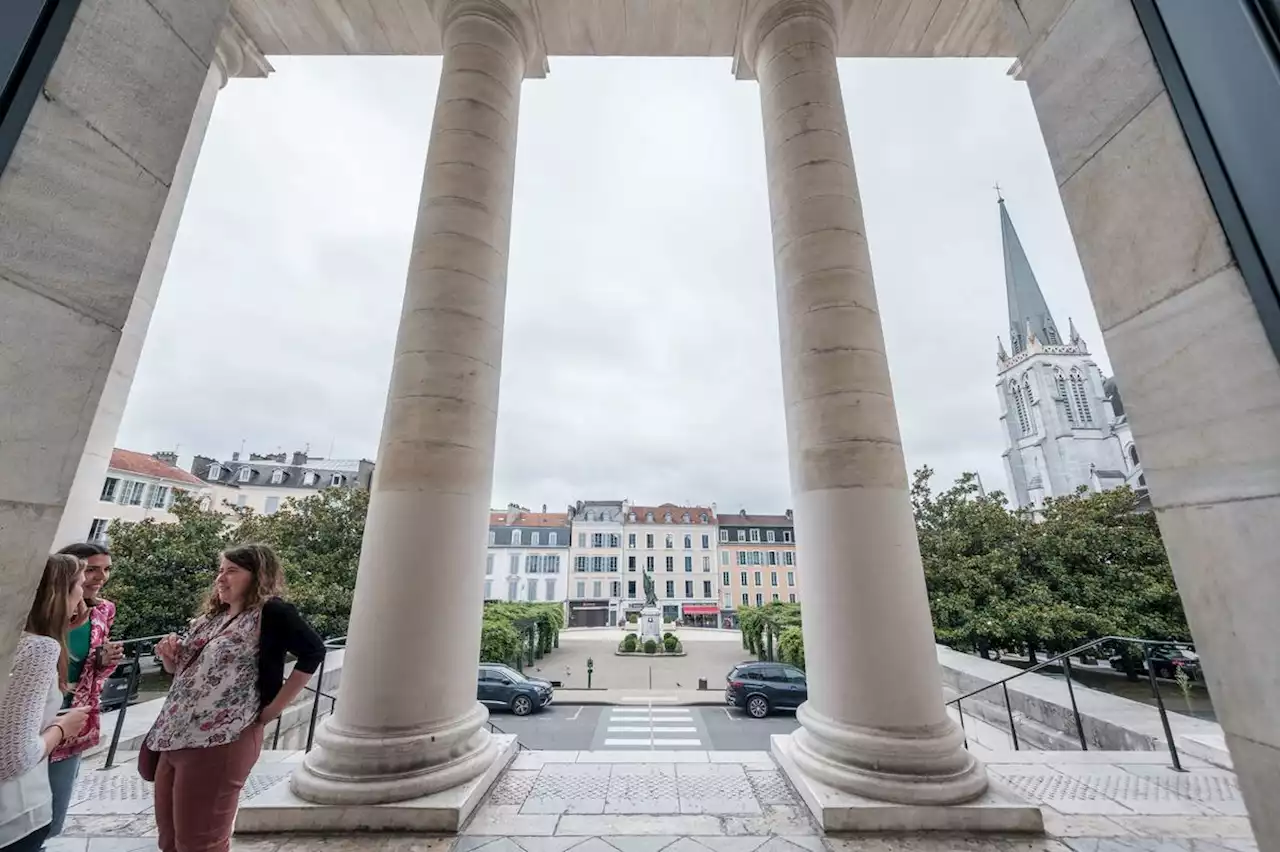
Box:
[145,544,325,852]
[47,542,123,838]
[0,555,91,852]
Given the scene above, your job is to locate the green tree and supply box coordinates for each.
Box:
[106,495,231,639]
[911,467,1188,660]
[236,488,369,639]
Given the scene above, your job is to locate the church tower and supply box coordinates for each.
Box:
[994,195,1141,509]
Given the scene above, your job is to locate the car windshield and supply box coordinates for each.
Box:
[487,665,527,682]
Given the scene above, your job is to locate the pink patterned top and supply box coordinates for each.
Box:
[145,609,262,751]
[52,599,117,762]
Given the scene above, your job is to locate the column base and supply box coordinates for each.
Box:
[790,703,989,805]
[290,702,498,805]
[238,734,517,834]
[772,734,1043,833]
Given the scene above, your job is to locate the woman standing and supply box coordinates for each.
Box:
[0,555,91,852]
[47,543,124,838]
[146,544,325,852]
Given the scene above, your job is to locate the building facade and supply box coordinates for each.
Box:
[191,450,375,515]
[717,511,797,618]
[621,504,720,627]
[484,506,569,605]
[995,197,1146,510]
[565,500,625,627]
[85,449,209,543]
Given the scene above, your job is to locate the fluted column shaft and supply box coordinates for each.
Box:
[292,1,528,805]
[746,0,987,805]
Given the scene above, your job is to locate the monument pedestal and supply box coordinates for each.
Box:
[639,606,662,643]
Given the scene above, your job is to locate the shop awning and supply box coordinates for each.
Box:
[682,605,719,614]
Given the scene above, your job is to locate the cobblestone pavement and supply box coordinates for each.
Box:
[46,749,1258,852]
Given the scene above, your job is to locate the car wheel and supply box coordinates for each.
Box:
[511,695,534,716]
[747,695,770,719]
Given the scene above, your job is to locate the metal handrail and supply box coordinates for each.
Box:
[946,634,1191,771]
[101,632,349,768]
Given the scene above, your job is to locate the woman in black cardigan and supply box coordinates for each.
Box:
[146,544,324,852]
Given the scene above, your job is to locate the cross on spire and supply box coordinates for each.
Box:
[994,181,1004,203]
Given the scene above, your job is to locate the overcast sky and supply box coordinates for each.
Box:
[118,55,1108,513]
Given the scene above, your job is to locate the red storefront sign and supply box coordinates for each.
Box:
[682,605,719,615]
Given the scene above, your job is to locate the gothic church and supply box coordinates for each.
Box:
[995,197,1147,510]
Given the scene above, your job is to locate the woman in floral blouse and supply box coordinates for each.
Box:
[146,544,324,852]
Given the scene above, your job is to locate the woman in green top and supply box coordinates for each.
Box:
[47,544,123,837]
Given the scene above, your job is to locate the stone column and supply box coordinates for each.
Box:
[0,0,232,700]
[738,0,986,805]
[291,0,539,806]
[52,20,271,548]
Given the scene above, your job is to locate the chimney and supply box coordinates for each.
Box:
[292,450,308,466]
[542,503,547,513]
[739,509,747,518]
[785,509,793,520]
[152,450,178,467]
[232,451,240,462]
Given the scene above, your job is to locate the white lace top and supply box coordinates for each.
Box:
[0,634,62,845]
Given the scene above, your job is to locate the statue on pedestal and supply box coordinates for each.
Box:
[642,571,658,606]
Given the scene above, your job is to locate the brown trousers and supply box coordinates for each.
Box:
[153,725,264,852]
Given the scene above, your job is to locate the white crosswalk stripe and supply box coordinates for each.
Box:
[601,706,701,748]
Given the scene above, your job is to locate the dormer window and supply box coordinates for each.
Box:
[699,514,707,523]
[663,512,672,523]
[330,474,345,487]
[270,470,285,485]
[584,510,595,521]
[645,512,654,522]
[237,468,252,483]
[207,464,222,481]
[681,513,690,523]
[628,512,636,522]
[303,471,318,486]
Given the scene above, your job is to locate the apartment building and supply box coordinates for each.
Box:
[191,449,374,515]
[85,449,209,543]
[484,505,569,604]
[565,500,625,627]
[621,504,720,626]
[717,511,797,616]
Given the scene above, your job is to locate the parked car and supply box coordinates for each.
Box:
[725,661,807,718]
[99,657,140,712]
[477,663,554,716]
[1109,645,1201,680]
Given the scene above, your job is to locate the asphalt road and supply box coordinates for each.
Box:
[485,704,799,751]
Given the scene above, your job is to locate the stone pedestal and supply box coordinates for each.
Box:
[639,606,663,643]
[289,0,538,806]
[736,0,987,806]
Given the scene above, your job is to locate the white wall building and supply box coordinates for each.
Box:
[995,197,1146,510]
[622,503,720,626]
[484,506,569,605]
[565,500,625,627]
[86,449,209,543]
[191,450,374,515]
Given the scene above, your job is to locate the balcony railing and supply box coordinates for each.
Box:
[946,634,1196,771]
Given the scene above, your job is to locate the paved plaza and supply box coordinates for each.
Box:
[45,745,1257,852]
[532,630,751,692]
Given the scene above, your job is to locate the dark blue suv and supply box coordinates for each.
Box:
[725,661,808,718]
[478,663,554,716]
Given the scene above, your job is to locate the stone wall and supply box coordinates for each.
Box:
[936,645,1229,767]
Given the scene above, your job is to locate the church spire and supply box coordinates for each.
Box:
[999,195,1059,355]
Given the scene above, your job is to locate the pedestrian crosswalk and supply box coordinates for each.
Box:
[603,705,702,748]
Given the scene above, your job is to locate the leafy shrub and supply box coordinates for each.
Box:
[663,635,678,653]
[663,632,674,641]
[643,639,658,655]
[623,634,638,652]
